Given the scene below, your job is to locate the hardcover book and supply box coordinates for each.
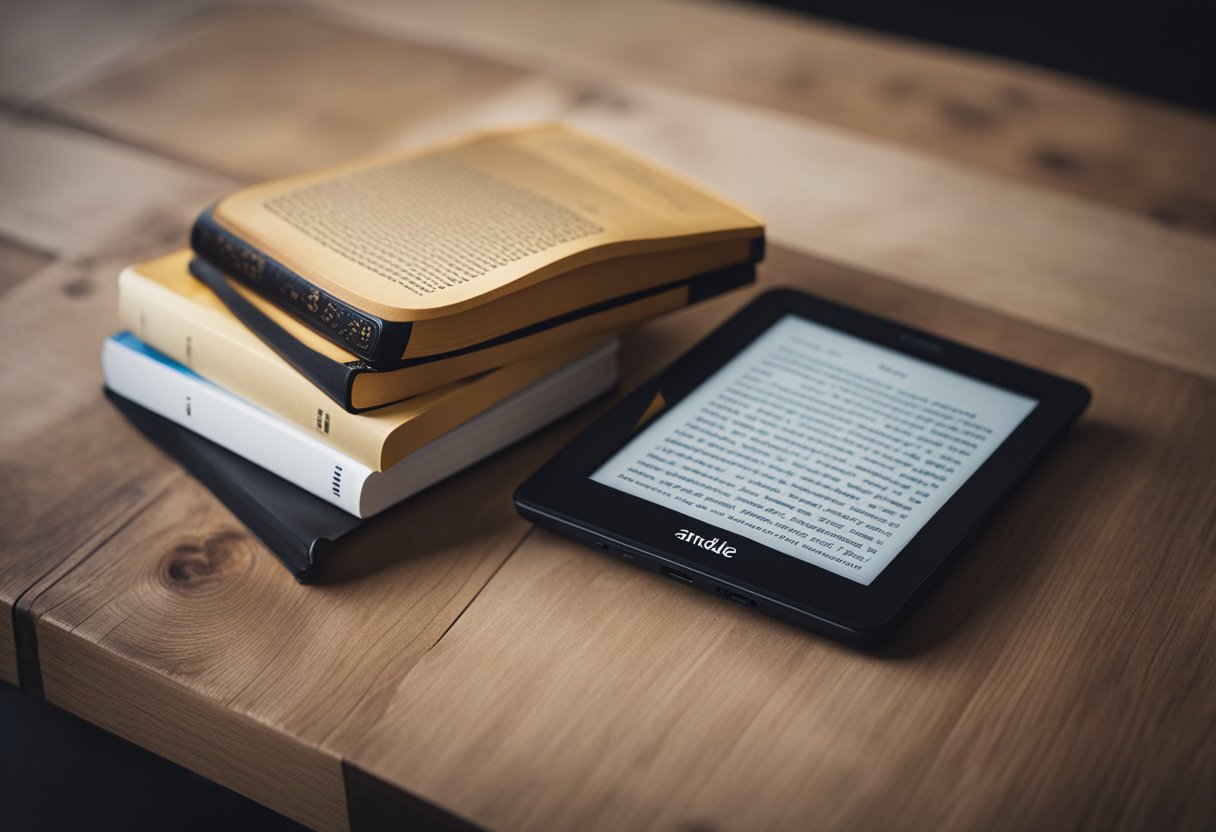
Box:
[119,255,615,471]
[191,123,764,371]
[124,251,743,412]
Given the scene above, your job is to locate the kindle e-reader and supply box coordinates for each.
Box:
[515,289,1090,646]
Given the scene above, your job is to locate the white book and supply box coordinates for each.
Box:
[103,332,618,518]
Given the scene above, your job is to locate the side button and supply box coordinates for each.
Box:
[724,590,755,607]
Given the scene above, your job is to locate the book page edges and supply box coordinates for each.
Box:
[354,284,689,410]
[376,333,613,470]
[119,263,385,466]
[121,256,600,470]
[215,204,758,322]
[212,124,762,321]
[357,340,619,517]
[402,236,750,358]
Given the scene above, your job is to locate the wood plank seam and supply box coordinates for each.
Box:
[305,0,1216,236]
[429,527,534,650]
[1,8,1209,826]
[0,99,254,189]
[3,0,234,107]
[26,4,1216,378]
[0,229,57,262]
[12,472,180,696]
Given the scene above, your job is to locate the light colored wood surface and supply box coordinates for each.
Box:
[22,372,620,830]
[44,7,532,181]
[19,241,1216,830]
[0,239,55,683]
[347,247,1216,830]
[0,114,235,257]
[316,0,1216,236]
[0,0,215,102]
[39,6,1216,381]
[0,114,231,689]
[0,238,52,297]
[1,1,1213,830]
[37,593,347,832]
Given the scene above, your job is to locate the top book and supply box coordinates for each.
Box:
[192,123,764,370]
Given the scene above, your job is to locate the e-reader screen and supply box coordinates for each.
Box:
[591,315,1038,585]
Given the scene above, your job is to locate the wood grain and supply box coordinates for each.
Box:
[16,248,1215,831]
[2,4,1213,830]
[0,239,53,683]
[345,247,1216,831]
[40,10,1216,381]
[44,6,533,181]
[19,368,623,828]
[0,238,52,298]
[0,0,217,101]
[35,572,348,832]
[0,118,230,688]
[0,114,235,257]
[0,255,182,690]
[319,0,1216,235]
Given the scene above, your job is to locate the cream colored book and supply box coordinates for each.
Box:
[103,333,618,518]
[119,253,615,472]
[124,250,697,412]
[191,123,763,370]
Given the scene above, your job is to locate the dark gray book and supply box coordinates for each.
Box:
[108,389,361,582]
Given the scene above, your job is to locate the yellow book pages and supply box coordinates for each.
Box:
[120,251,715,411]
[133,251,358,362]
[402,235,752,358]
[213,123,763,321]
[119,252,612,470]
[353,285,688,410]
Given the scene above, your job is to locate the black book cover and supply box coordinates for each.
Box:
[187,255,370,412]
[192,206,413,368]
[192,205,766,372]
[186,251,757,414]
[107,388,360,582]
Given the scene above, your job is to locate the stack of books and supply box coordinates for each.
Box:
[103,124,764,579]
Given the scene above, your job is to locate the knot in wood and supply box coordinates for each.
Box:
[164,530,251,587]
[61,276,93,297]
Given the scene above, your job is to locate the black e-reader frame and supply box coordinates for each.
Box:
[515,289,1090,646]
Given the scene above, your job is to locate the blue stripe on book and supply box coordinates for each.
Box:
[112,332,208,383]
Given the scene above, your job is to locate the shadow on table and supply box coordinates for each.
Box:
[309,408,596,587]
[316,416,1129,658]
[877,419,1129,658]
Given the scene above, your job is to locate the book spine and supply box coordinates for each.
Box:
[118,267,389,470]
[102,336,372,517]
[186,256,365,411]
[191,206,413,369]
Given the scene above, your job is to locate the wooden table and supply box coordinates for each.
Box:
[3,1,1214,829]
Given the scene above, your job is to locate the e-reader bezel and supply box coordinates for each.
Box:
[515,288,1090,645]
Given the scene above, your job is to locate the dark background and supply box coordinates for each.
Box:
[751,0,1216,114]
[0,682,304,831]
[2,2,1210,830]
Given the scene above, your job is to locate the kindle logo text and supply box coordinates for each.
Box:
[675,529,736,558]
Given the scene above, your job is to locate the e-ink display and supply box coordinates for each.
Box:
[592,316,1037,585]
